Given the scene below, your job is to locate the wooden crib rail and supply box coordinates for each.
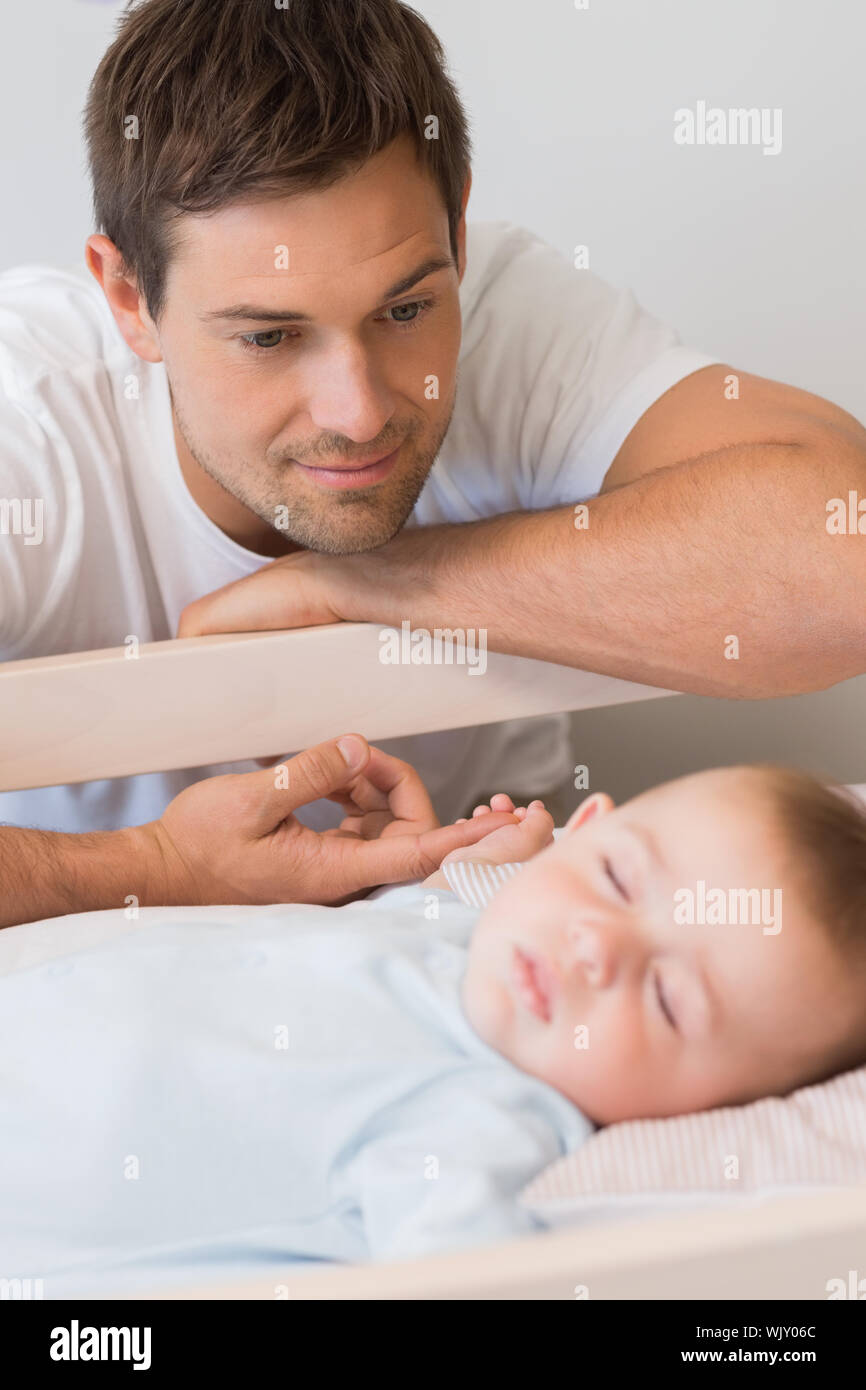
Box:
[0,623,672,791]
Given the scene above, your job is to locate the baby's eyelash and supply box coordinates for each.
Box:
[603,857,628,900]
[654,971,677,1030]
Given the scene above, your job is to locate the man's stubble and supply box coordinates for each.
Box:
[170,381,457,555]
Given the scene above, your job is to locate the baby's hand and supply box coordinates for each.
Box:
[423,796,554,889]
[449,795,555,864]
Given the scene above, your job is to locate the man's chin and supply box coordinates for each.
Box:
[271,503,410,555]
[272,468,431,554]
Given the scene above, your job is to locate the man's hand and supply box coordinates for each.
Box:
[177,550,352,637]
[322,743,443,841]
[138,734,518,907]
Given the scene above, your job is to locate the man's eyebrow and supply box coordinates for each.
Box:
[199,254,457,323]
[381,254,456,300]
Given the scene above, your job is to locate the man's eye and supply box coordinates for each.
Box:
[389,301,422,323]
[654,971,677,1030]
[384,298,434,328]
[240,329,285,351]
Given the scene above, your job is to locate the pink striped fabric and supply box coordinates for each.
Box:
[519,1065,866,1208]
[441,859,525,908]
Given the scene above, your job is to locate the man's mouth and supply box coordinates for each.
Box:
[293,444,401,490]
[511,946,556,1023]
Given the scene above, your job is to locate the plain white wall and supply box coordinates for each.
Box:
[3,0,863,420]
[2,0,864,798]
[424,0,866,422]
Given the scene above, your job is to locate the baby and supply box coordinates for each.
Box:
[436,763,866,1127]
[1,760,864,1297]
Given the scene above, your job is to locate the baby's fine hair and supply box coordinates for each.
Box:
[757,763,866,1082]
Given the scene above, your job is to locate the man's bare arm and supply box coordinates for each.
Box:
[334,436,866,698]
[0,737,516,930]
[0,823,161,929]
[178,368,866,698]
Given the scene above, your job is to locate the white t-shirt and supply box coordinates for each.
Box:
[0,221,717,833]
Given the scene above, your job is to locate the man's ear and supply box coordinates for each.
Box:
[563,792,615,836]
[85,234,163,364]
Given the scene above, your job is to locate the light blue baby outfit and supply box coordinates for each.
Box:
[0,884,592,1297]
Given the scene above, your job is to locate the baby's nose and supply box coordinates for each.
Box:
[565,921,615,988]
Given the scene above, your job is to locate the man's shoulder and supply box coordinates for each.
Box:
[460,220,550,305]
[460,220,622,343]
[0,263,127,385]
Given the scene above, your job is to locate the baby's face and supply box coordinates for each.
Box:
[462,768,854,1125]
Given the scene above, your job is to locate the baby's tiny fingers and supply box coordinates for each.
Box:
[489,793,516,813]
[472,804,491,818]
[525,803,556,842]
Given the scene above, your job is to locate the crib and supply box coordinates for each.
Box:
[2,622,865,1300]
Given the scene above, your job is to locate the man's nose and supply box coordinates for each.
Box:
[307,342,394,440]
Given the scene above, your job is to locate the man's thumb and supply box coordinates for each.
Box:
[257,734,370,826]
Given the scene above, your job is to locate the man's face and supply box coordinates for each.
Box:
[148,136,465,553]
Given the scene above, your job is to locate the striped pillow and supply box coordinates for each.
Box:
[519,1064,866,1219]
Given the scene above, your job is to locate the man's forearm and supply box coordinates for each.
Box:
[345,439,866,697]
[0,823,167,929]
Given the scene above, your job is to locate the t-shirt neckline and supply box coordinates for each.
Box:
[148,364,273,571]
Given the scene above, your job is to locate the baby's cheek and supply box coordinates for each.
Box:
[544,1027,597,1109]
[554,1016,648,1121]
[461,943,515,1053]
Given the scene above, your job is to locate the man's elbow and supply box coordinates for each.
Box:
[708,645,866,701]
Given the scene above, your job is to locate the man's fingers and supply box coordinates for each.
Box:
[338,810,392,840]
[324,772,391,816]
[250,734,371,830]
[177,559,334,638]
[254,753,289,769]
[418,815,520,868]
[342,811,517,888]
[359,746,438,825]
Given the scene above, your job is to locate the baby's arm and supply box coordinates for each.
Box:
[348,1067,591,1261]
[423,796,554,891]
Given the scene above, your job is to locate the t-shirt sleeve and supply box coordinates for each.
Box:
[348,1068,591,1261]
[0,390,84,655]
[456,224,720,512]
[0,269,101,656]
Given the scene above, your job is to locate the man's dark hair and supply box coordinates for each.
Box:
[84,0,472,322]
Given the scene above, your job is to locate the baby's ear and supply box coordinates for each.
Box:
[563,792,615,836]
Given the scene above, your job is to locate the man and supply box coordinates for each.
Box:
[1,0,864,923]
